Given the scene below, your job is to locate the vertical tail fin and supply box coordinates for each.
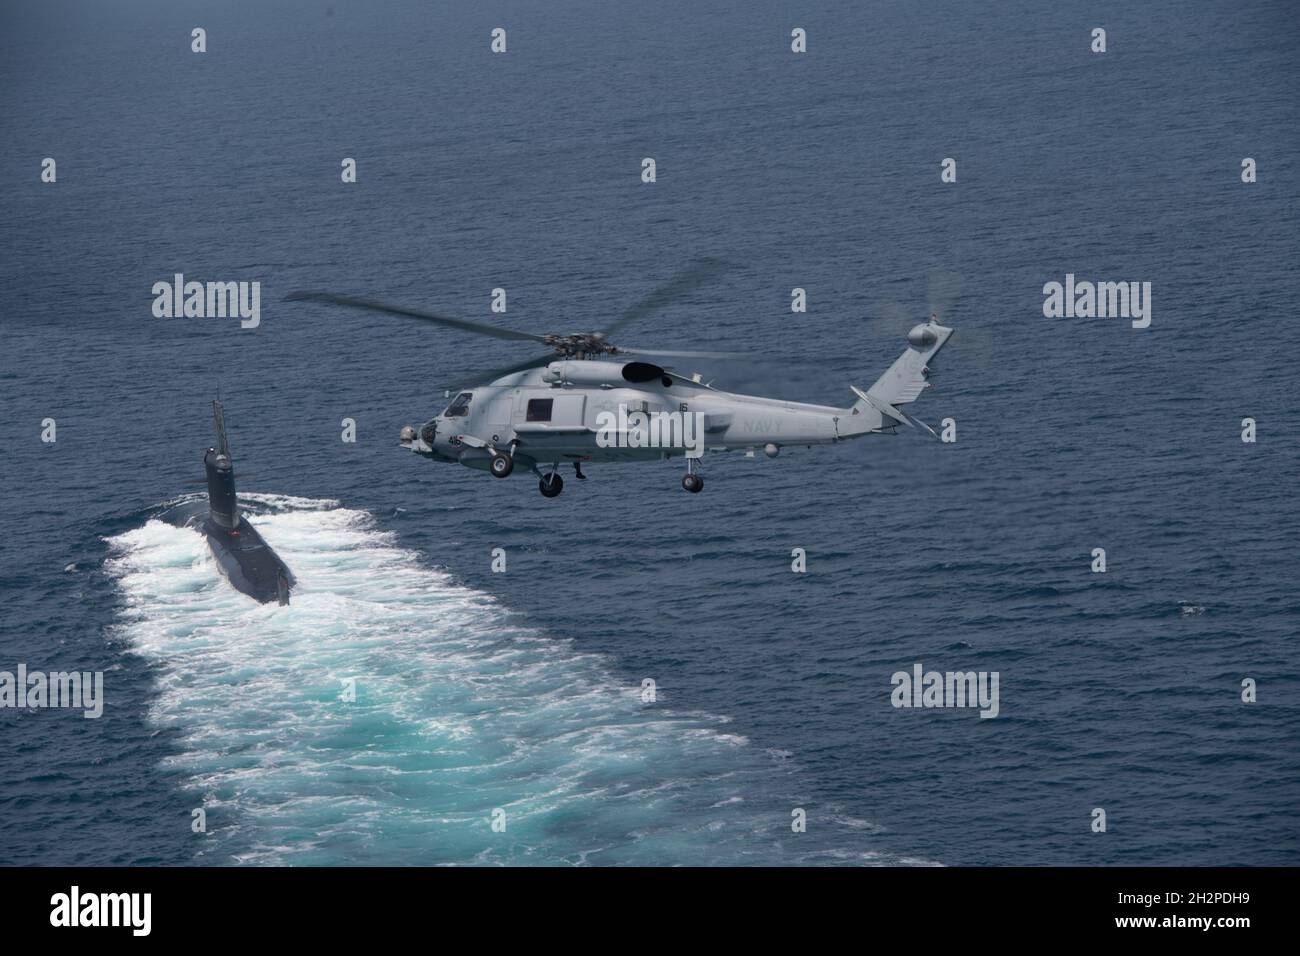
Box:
[840,317,954,437]
[866,317,954,408]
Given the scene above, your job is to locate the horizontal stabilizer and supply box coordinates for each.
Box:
[851,386,942,440]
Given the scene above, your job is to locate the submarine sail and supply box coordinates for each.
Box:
[197,401,295,605]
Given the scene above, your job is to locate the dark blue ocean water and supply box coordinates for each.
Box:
[2,0,1298,865]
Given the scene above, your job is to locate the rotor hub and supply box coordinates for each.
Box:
[543,333,621,358]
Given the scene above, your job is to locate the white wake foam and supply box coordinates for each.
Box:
[106,501,885,865]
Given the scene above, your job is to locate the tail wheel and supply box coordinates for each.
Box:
[539,473,564,498]
[490,453,514,478]
[682,474,704,493]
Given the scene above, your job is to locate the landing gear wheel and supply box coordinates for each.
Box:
[490,453,514,478]
[682,474,704,493]
[539,473,564,498]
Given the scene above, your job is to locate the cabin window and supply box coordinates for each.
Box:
[526,398,554,422]
[444,392,472,417]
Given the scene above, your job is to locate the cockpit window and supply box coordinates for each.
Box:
[444,392,472,417]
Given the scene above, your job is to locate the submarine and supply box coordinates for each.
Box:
[178,401,294,605]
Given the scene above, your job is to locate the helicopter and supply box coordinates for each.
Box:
[287,262,955,497]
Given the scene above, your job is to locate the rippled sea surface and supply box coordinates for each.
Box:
[2,0,1297,865]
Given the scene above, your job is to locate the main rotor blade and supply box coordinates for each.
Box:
[285,291,548,344]
[440,352,556,395]
[597,257,731,340]
[616,346,759,360]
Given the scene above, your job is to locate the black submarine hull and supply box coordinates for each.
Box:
[165,401,296,605]
[192,514,294,605]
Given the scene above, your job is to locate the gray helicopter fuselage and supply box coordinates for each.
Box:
[402,361,890,473]
[291,269,955,493]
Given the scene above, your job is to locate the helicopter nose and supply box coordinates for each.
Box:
[400,421,439,447]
